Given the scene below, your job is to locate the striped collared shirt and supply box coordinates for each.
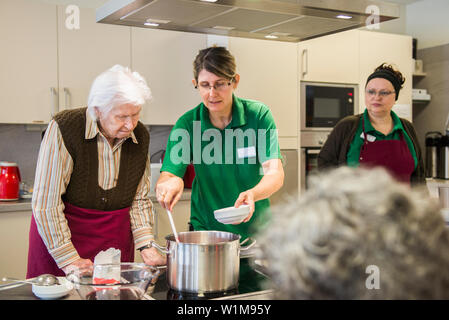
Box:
[32,109,154,268]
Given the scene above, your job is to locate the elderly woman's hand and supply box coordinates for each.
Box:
[155,172,184,212]
[233,189,255,223]
[61,258,94,275]
[140,247,166,266]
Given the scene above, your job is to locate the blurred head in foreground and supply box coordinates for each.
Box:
[258,166,449,299]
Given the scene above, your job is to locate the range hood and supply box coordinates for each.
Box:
[96,0,400,42]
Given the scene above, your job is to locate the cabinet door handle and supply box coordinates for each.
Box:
[301,48,308,79]
[50,87,59,116]
[63,87,70,109]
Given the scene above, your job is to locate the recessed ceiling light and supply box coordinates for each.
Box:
[265,34,278,39]
[336,14,353,19]
[270,32,291,37]
[144,22,159,27]
[200,0,218,2]
[146,18,171,24]
[213,26,235,30]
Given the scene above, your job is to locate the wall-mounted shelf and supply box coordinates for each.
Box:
[413,99,431,104]
[412,88,431,104]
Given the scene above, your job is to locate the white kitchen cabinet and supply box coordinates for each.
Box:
[358,30,413,119]
[298,30,360,84]
[57,6,131,110]
[0,3,131,123]
[229,36,298,139]
[131,28,207,125]
[0,210,32,279]
[0,0,58,124]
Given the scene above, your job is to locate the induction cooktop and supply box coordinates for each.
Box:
[148,258,269,300]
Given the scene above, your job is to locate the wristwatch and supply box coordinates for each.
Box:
[138,244,151,252]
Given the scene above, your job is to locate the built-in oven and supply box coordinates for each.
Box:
[301,131,332,190]
[300,81,358,189]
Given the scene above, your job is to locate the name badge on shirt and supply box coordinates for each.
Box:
[237,146,256,159]
[360,132,376,142]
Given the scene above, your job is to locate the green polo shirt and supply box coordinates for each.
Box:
[161,95,282,240]
[347,109,418,168]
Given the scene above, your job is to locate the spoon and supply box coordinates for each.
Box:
[165,209,180,243]
[2,274,60,286]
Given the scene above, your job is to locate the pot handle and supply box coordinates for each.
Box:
[240,237,257,251]
[150,241,169,254]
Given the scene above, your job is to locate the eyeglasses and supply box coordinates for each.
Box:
[196,79,233,92]
[366,89,395,98]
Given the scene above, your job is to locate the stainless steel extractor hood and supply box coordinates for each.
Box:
[96,0,400,42]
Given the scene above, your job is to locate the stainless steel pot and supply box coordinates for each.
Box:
[151,231,256,293]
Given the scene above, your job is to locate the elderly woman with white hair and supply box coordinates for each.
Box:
[27,65,165,278]
[258,166,449,299]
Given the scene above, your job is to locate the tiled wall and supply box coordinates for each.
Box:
[0,123,172,185]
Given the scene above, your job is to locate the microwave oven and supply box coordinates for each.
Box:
[300,81,358,132]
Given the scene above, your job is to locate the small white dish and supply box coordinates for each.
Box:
[214,205,250,224]
[32,277,73,300]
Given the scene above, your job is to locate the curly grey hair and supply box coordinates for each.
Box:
[258,166,449,299]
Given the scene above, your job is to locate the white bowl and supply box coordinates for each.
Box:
[32,277,73,300]
[214,205,250,224]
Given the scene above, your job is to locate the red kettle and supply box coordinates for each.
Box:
[0,162,21,201]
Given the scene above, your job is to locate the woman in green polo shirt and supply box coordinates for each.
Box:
[318,63,425,185]
[155,46,284,240]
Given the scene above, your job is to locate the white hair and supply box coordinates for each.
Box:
[87,64,152,120]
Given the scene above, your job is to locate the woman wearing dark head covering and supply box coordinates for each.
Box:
[318,63,425,185]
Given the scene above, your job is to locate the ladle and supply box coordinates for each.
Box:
[166,209,180,243]
[2,274,60,286]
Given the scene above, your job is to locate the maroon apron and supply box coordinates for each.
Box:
[359,118,415,184]
[27,202,134,278]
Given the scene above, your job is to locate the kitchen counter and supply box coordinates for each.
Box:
[0,282,274,301]
[0,283,79,300]
[213,289,274,300]
[426,178,449,198]
[0,198,32,213]
[0,190,192,213]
